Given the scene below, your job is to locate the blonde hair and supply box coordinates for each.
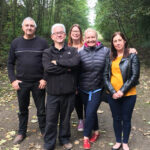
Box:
[84,28,98,39]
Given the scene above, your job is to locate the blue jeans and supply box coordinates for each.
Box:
[107,95,136,143]
[80,90,102,137]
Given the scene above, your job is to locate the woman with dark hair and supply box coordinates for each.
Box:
[104,32,140,150]
[68,24,84,131]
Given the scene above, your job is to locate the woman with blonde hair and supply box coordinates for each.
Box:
[78,28,110,149]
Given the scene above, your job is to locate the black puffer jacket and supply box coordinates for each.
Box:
[104,53,140,95]
[78,43,110,91]
[42,44,80,95]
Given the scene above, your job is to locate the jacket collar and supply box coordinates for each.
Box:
[50,42,68,53]
[84,42,104,52]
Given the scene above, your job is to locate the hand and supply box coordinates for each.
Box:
[117,90,124,98]
[112,93,120,99]
[51,60,57,65]
[12,80,22,90]
[39,79,47,89]
[75,90,78,95]
[129,48,138,54]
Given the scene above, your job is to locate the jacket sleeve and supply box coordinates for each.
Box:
[103,57,116,95]
[7,42,16,83]
[120,54,140,94]
[42,49,67,75]
[57,48,80,68]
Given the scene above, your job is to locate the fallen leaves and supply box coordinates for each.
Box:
[0,130,16,146]
[31,119,38,123]
[97,109,104,114]
[28,143,42,149]
[5,131,16,140]
[31,115,38,123]
[74,140,80,145]
[0,139,7,145]
[72,121,77,127]
[0,66,150,149]
[11,146,20,150]
[108,142,114,146]
[147,121,150,125]
[143,131,150,136]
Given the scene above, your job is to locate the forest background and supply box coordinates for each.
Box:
[0,0,150,66]
[0,1,150,149]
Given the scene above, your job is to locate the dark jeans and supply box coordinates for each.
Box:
[80,90,102,137]
[44,93,75,150]
[75,93,83,120]
[107,95,136,143]
[17,81,46,136]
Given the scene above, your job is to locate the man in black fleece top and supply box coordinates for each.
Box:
[42,24,80,150]
[7,17,49,144]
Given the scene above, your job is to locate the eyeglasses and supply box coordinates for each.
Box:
[53,31,65,35]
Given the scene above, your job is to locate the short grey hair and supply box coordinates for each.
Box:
[22,17,37,28]
[84,28,98,39]
[51,23,66,34]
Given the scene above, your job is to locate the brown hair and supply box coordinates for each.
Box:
[68,24,83,46]
[111,32,129,60]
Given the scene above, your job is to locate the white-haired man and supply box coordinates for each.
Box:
[8,17,49,144]
[42,23,80,150]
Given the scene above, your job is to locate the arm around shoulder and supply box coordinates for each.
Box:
[120,54,140,94]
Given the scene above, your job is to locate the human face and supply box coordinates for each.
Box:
[71,26,81,41]
[22,20,36,39]
[84,31,97,47]
[51,26,66,44]
[113,34,126,52]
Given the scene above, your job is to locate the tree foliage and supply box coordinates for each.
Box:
[95,0,150,47]
[0,0,89,66]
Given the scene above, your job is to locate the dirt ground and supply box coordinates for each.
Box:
[0,53,150,150]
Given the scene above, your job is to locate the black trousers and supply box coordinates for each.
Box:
[17,81,46,136]
[75,93,83,120]
[44,93,75,150]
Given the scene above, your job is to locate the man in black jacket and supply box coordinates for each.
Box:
[42,23,80,150]
[7,17,49,144]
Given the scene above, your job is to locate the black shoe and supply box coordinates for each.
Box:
[112,144,122,150]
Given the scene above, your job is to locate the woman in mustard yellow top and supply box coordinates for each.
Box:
[104,32,140,150]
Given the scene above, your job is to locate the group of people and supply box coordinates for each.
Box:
[7,17,140,150]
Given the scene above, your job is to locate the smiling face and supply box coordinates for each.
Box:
[84,30,97,47]
[22,19,36,39]
[51,26,66,44]
[113,34,126,52]
[71,26,81,41]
